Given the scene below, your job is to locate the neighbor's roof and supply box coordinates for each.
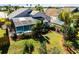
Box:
[12,17,37,27]
[8,8,32,19]
[50,16,64,25]
[72,8,79,13]
[45,8,59,16]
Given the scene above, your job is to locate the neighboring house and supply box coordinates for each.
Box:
[71,8,79,13]
[0,12,7,18]
[45,8,64,32]
[45,8,64,26]
[0,7,6,11]
[45,8,59,17]
[50,16,64,26]
[8,8,50,36]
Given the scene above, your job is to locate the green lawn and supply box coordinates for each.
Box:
[0,29,66,54]
[43,31,66,53]
[8,31,66,54]
[8,39,41,54]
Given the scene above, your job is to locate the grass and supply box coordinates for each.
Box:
[0,29,66,54]
[8,31,66,54]
[43,31,66,53]
[8,39,41,54]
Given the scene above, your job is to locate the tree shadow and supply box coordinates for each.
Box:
[0,29,10,54]
[36,34,50,44]
[0,36,10,54]
[0,43,10,54]
[35,34,50,54]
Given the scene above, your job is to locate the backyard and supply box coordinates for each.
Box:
[7,31,66,54]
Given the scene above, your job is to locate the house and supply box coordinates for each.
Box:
[32,12,51,23]
[45,8,59,17]
[8,8,50,37]
[8,8,32,19]
[0,12,7,18]
[45,8,64,26]
[71,8,79,13]
[50,16,64,26]
[11,17,37,36]
[45,8,64,32]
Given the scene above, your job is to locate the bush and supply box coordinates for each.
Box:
[49,24,55,31]
[64,40,73,47]
[23,40,34,54]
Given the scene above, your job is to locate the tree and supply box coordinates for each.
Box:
[58,9,72,24]
[35,4,44,12]
[32,19,49,38]
[14,6,19,10]
[58,9,78,40]
[5,4,14,14]
[23,40,34,54]
[5,21,11,26]
[32,20,43,37]
[66,22,78,40]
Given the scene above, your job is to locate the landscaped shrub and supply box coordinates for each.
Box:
[21,34,32,39]
[64,40,73,47]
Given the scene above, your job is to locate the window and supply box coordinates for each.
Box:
[24,26,29,31]
[24,25,32,31]
[16,26,23,33]
[15,25,33,33]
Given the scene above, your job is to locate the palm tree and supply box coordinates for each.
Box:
[32,20,43,37]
